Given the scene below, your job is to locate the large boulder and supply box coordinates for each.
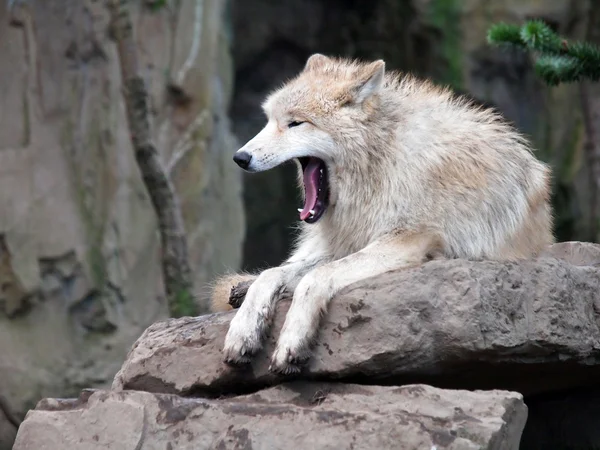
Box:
[113,243,600,397]
[13,383,527,450]
[0,1,243,445]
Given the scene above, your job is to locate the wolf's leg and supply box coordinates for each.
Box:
[269,230,443,374]
[223,236,329,364]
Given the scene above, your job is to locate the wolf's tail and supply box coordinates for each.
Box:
[208,273,257,312]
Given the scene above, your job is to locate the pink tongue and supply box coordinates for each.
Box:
[299,158,321,220]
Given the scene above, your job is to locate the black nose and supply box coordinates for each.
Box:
[233,151,252,169]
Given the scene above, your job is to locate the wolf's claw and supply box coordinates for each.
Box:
[222,314,264,365]
[270,340,311,374]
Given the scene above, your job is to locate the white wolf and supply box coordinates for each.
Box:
[213,53,554,374]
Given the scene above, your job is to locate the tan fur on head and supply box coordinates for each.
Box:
[209,273,257,312]
[304,53,329,71]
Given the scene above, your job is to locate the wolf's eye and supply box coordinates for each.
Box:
[288,121,305,128]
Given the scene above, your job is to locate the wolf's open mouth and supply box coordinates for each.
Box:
[298,157,329,223]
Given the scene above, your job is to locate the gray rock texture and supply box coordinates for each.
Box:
[0,2,243,448]
[13,242,600,449]
[14,383,527,450]
[113,243,600,397]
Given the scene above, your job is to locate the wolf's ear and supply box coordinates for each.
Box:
[351,60,385,103]
[304,53,330,72]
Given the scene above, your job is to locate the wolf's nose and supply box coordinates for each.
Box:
[233,151,252,169]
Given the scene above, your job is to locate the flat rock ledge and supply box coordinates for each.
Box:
[14,383,527,450]
[12,242,600,449]
[112,242,600,397]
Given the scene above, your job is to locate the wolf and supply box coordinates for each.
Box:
[212,53,554,374]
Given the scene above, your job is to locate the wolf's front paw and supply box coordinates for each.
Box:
[269,332,312,375]
[222,311,265,365]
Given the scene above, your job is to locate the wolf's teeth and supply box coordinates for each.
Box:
[297,208,303,213]
[309,209,316,215]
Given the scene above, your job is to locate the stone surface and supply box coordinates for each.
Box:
[13,383,527,450]
[0,0,243,441]
[113,243,600,397]
[539,240,600,266]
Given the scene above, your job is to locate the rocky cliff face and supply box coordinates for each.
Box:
[0,1,243,447]
[232,0,596,270]
[12,242,600,449]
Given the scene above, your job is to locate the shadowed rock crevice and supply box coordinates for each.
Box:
[521,386,600,449]
[0,235,30,318]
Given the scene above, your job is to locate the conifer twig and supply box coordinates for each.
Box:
[487,20,600,85]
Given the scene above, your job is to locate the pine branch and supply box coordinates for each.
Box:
[568,42,600,81]
[519,20,563,53]
[534,54,582,85]
[487,20,600,86]
[107,0,197,317]
[487,23,524,48]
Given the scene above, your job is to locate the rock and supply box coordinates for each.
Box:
[13,383,527,450]
[113,243,600,397]
[539,241,600,266]
[16,243,600,448]
[0,0,243,445]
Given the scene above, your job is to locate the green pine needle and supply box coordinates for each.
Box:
[487,23,525,48]
[567,42,600,67]
[487,19,600,85]
[534,55,581,86]
[520,20,562,53]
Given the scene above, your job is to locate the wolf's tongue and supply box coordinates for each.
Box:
[300,158,321,221]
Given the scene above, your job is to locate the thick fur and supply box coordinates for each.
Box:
[215,54,554,373]
[210,273,258,312]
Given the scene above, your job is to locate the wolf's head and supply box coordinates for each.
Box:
[233,54,386,224]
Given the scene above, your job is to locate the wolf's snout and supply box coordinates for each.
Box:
[233,151,252,170]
